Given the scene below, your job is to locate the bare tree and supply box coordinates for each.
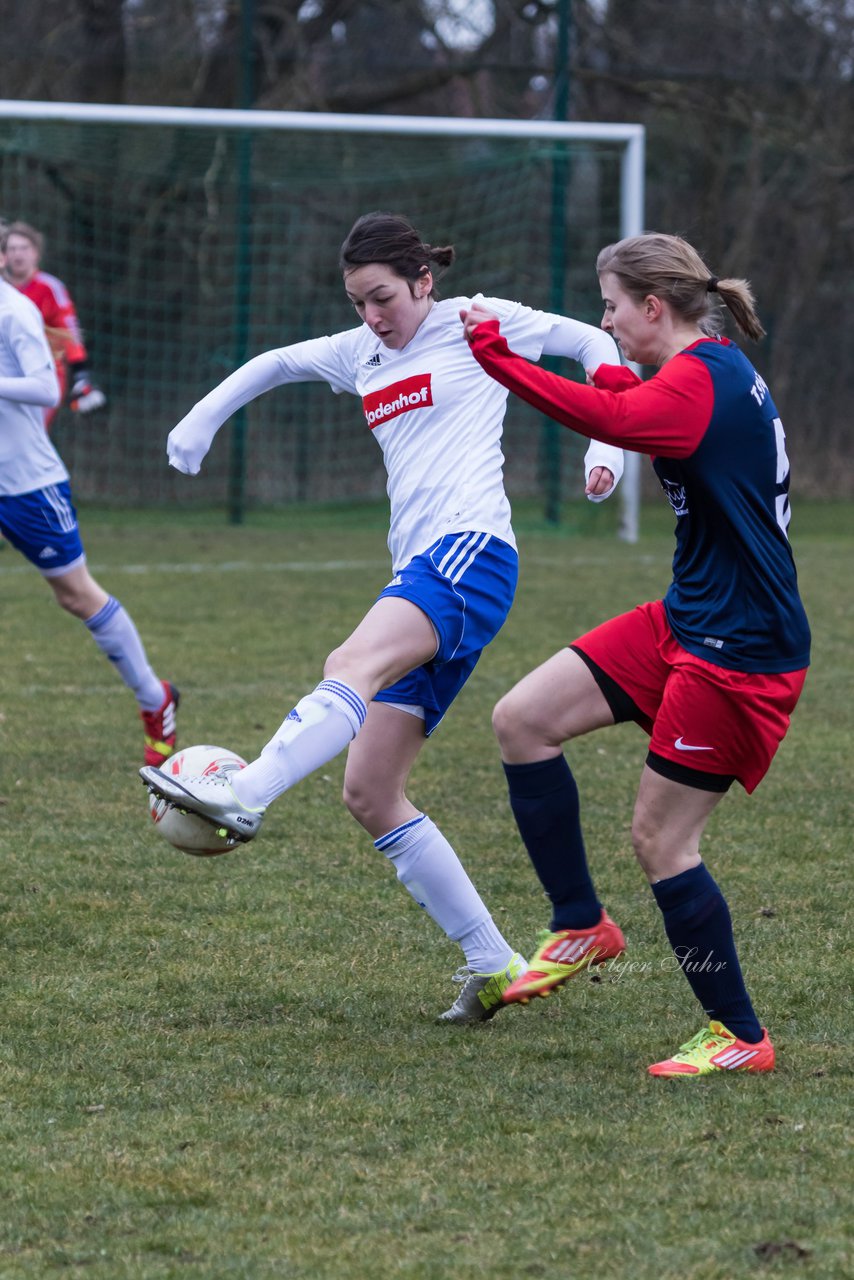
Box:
[1,0,850,491]
[571,0,854,489]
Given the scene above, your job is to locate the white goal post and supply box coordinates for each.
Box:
[0,99,644,538]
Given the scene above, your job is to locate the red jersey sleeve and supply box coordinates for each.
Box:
[22,274,88,366]
[591,364,643,393]
[468,319,714,458]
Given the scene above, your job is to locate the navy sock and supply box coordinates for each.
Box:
[503,757,601,930]
[651,863,762,1043]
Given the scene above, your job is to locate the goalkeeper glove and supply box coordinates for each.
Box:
[69,368,107,414]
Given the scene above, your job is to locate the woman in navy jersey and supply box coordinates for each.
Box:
[142,211,624,1024]
[462,232,810,1076]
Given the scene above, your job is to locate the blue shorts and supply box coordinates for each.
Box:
[0,482,86,577]
[375,531,518,734]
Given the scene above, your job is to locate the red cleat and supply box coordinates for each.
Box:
[648,1022,775,1078]
[502,911,626,1004]
[141,681,180,766]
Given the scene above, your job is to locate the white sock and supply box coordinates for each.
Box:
[457,918,517,975]
[85,596,163,710]
[376,813,514,972]
[233,679,367,810]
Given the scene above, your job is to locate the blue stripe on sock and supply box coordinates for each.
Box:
[318,679,367,726]
[374,813,427,852]
[85,595,121,631]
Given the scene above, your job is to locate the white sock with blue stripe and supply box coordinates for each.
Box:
[232,679,367,810]
[85,596,163,710]
[377,813,514,973]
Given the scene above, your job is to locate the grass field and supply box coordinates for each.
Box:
[2,499,851,1279]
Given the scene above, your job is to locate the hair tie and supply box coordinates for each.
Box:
[706,276,719,293]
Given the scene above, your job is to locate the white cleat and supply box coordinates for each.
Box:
[139,762,265,842]
[437,952,527,1024]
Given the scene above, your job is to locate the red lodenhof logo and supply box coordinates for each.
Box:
[363,373,433,429]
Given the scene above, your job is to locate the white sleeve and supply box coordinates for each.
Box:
[166,336,352,476]
[0,302,62,406]
[540,313,619,369]
[541,316,624,503]
[583,439,624,503]
[0,364,60,408]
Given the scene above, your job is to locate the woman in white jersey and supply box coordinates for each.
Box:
[142,211,623,1023]
[0,235,178,768]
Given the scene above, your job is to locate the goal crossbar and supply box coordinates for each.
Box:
[0,99,644,538]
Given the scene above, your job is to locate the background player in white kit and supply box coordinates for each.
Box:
[142,211,623,1022]
[0,238,178,766]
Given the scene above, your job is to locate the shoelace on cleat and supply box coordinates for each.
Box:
[674,1026,730,1060]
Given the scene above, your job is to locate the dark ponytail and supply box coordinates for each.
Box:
[340,211,455,298]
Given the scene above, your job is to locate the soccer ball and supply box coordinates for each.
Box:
[147,744,248,857]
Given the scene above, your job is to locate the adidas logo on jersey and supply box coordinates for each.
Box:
[363,353,383,367]
[37,546,59,559]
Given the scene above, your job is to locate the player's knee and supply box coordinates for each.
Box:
[341,774,375,828]
[630,811,676,879]
[323,639,372,687]
[630,812,654,873]
[323,644,343,680]
[341,777,362,823]
[50,568,107,620]
[343,773,403,837]
[51,581,86,617]
[492,687,527,752]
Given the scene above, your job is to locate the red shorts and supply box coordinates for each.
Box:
[573,600,807,793]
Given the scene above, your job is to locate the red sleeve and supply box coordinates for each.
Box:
[469,319,714,458]
[591,364,643,393]
[25,276,88,365]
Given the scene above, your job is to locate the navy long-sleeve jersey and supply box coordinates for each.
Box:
[469,324,810,674]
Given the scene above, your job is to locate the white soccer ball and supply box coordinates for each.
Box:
[147,744,248,857]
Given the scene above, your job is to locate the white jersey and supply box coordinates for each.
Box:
[0,281,67,497]
[297,296,569,569]
[170,295,622,572]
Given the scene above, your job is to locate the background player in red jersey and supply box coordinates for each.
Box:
[462,232,810,1077]
[3,220,106,429]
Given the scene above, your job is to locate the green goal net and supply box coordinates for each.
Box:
[0,104,643,530]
